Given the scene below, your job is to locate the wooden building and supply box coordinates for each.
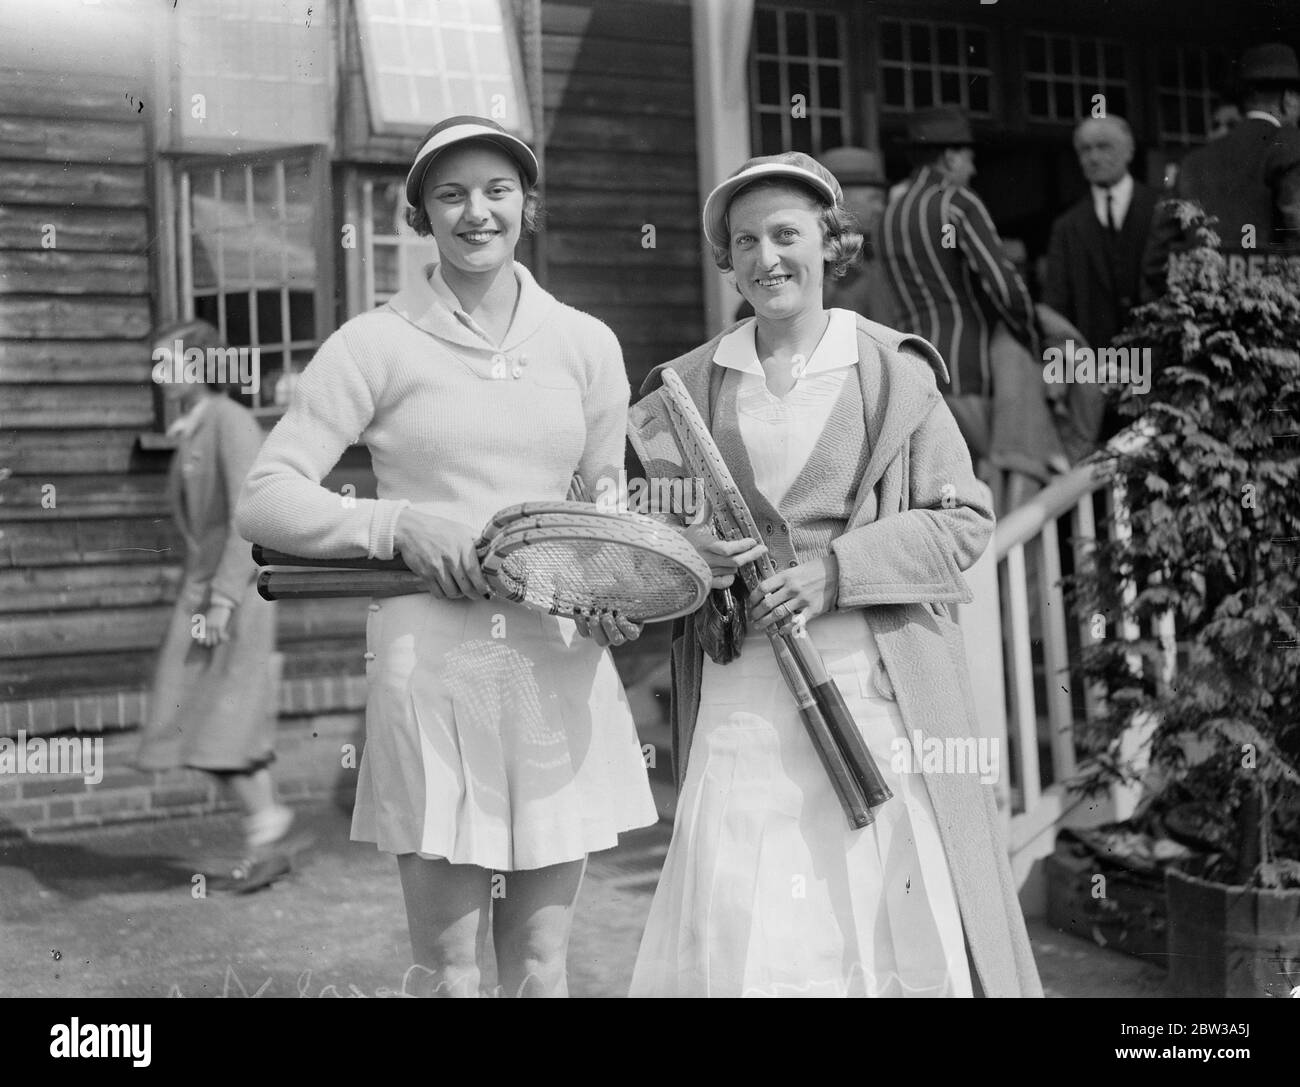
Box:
[1,0,1295,837]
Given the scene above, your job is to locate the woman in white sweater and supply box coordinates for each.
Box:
[236,116,657,997]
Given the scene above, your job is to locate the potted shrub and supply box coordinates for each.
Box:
[1067,203,1300,997]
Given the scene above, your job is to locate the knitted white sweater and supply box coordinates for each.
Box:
[236,262,629,560]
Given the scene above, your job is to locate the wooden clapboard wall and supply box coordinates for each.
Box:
[0,55,164,703]
[541,0,704,389]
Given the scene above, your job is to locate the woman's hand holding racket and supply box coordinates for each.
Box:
[572,612,643,648]
[393,509,490,600]
[680,501,767,589]
[749,554,840,633]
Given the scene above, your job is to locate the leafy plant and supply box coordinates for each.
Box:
[1067,202,1300,889]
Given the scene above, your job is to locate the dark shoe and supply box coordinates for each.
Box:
[228,852,292,894]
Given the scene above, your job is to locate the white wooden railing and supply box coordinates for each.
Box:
[956,425,1162,915]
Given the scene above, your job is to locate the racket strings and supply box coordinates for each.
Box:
[494,538,703,618]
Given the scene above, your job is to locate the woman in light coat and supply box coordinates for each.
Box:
[627,153,1042,997]
[136,319,294,892]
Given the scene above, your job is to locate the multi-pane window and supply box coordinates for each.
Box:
[361,178,439,309]
[356,0,533,139]
[1024,34,1128,123]
[752,6,850,155]
[178,153,323,412]
[878,19,992,116]
[1157,45,1231,144]
[172,0,332,147]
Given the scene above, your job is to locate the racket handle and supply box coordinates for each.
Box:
[768,632,873,830]
[795,642,899,811]
[252,544,411,572]
[257,568,426,600]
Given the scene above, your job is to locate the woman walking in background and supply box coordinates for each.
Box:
[628,152,1041,997]
[236,117,657,997]
[135,319,295,893]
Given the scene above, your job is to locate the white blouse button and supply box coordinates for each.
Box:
[368,603,381,612]
[363,651,376,661]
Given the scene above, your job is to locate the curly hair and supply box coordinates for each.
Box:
[710,180,864,280]
[406,187,544,238]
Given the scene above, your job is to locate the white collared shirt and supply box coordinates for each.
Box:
[1245,109,1282,128]
[712,308,859,508]
[424,261,518,346]
[1091,172,1134,231]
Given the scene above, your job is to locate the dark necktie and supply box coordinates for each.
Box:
[1105,190,1117,234]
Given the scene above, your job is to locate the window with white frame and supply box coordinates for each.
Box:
[177,152,324,413]
[172,0,332,147]
[1024,33,1128,123]
[361,177,439,309]
[878,18,992,116]
[356,0,533,139]
[752,5,850,155]
[1157,45,1231,144]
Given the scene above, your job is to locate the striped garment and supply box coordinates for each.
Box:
[881,165,1037,398]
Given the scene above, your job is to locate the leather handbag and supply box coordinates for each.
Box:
[694,582,746,665]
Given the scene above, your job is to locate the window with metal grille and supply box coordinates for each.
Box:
[1024,33,1128,123]
[356,0,533,139]
[1157,45,1231,145]
[176,151,327,414]
[878,18,992,116]
[752,5,850,155]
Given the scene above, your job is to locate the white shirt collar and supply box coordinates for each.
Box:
[166,393,215,439]
[713,308,859,378]
[1091,172,1134,230]
[1245,110,1282,128]
[425,261,519,345]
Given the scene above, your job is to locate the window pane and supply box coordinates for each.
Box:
[967,28,988,69]
[1185,51,1205,90]
[374,244,400,299]
[225,291,252,346]
[818,65,842,110]
[256,289,283,345]
[969,76,990,114]
[913,69,934,108]
[194,294,219,332]
[1188,104,1206,136]
[881,20,903,61]
[1159,93,1182,133]
[757,59,781,104]
[1107,84,1128,119]
[286,221,316,280]
[790,117,812,154]
[1080,43,1099,79]
[1104,43,1124,78]
[288,290,315,341]
[815,15,840,60]
[1051,37,1072,76]
[760,110,783,154]
[1026,34,1046,74]
[756,7,778,54]
[820,115,843,150]
[1158,47,1179,88]
[883,65,906,108]
[940,71,960,105]
[254,228,286,284]
[219,166,249,227]
[192,237,217,290]
[937,26,959,67]
[784,10,808,56]
[910,24,931,65]
[1053,82,1074,120]
[1028,79,1050,118]
[787,62,811,100]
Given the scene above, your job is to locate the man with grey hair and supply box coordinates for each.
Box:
[1044,113,1157,446]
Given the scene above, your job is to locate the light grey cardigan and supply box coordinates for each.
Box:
[628,315,1044,999]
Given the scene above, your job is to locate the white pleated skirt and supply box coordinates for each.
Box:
[630,610,972,997]
[351,593,658,871]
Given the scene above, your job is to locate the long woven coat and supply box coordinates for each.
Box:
[135,394,279,773]
[627,315,1043,998]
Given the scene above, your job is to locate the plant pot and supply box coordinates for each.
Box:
[1165,866,1300,997]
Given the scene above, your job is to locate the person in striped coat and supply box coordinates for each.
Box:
[881,107,1045,473]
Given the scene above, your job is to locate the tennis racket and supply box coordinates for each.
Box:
[254,500,712,624]
[657,367,893,829]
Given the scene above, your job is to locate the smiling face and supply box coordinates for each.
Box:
[420,142,524,278]
[727,183,831,321]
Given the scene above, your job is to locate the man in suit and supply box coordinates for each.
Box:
[881,107,1062,492]
[1045,115,1157,448]
[1144,42,1300,297]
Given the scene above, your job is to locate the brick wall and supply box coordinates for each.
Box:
[0,677,365,839]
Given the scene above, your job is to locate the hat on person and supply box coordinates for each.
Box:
[404,115,540,207]
[1239,43,1300,88]
[818,146,888,188]
[904,106,975,148]
[702,152,842,250]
